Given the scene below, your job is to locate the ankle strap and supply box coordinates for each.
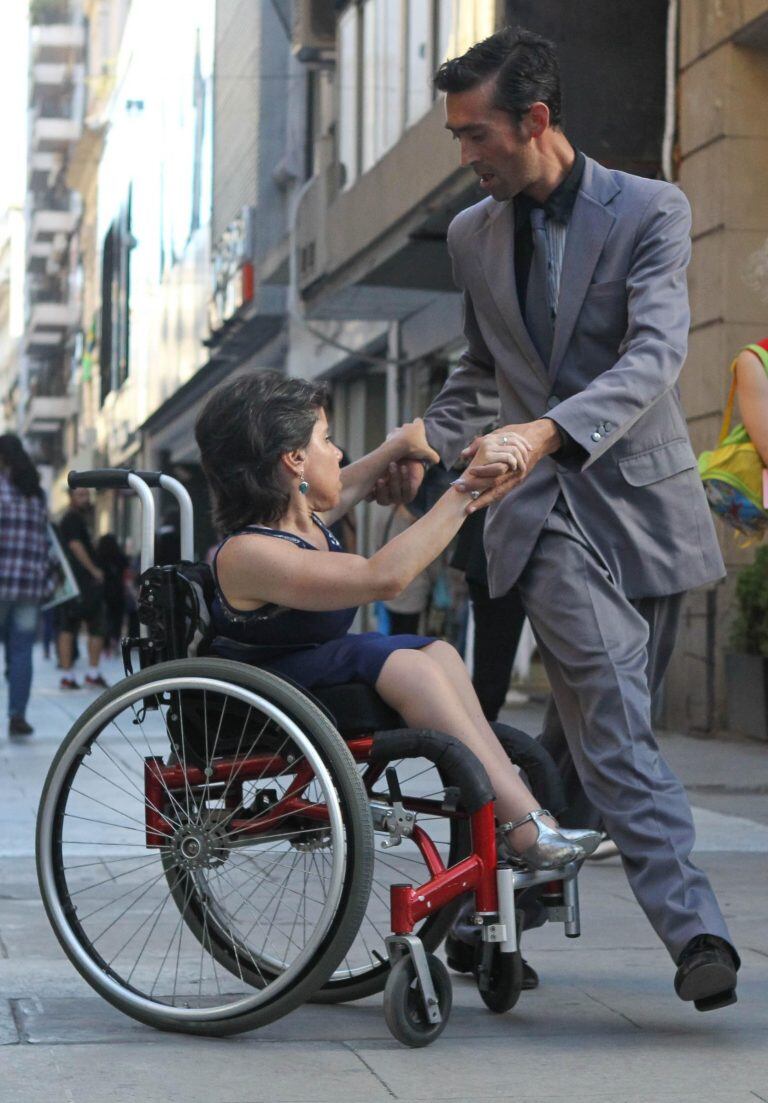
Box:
[498,809,552,834]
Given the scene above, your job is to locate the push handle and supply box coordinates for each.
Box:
[67,468,194,563]
[68,469,134,490]
[130,470,164,488]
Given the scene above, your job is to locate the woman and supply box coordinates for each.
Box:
[737,241,768,465]
[733,340,768,468]
[0,434,51,737]
[195,373,599,869]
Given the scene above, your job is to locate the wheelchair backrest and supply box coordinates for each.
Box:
[137,561,215,663]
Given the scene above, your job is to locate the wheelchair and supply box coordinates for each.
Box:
[36,469,584,1047]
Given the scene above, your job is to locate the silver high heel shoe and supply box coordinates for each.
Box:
[498,808,586,870]
[555,827,603,857]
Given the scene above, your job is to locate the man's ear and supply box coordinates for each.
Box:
[526,101,550,139]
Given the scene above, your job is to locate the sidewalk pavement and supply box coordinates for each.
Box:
[1,648,767,1103]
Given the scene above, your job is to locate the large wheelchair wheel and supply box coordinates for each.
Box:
[176,749,471,1006]
[36,659,373,1036]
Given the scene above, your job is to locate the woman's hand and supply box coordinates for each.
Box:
[386,419,440,465]
[464,430,532,480]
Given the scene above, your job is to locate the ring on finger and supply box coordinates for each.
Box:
[469,489,481,500]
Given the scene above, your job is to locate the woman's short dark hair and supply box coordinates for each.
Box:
[434,26,562,129]
[195,372,329,534]
[0,433,43,499]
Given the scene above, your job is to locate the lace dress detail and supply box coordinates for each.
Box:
[210,514,434,690]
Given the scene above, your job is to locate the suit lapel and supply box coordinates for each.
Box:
[474,202,550,389]
[550,159,620,379]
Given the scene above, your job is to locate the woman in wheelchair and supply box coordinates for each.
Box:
[195,372,599,870]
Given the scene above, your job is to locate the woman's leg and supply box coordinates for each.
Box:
[420,639,517,745]
[7,602,38,719]
[376,647,553,851]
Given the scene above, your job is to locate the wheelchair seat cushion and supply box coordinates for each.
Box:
[311,682,403,735]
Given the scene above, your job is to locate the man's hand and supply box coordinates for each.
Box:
[368,459,426,506]
[457,419,561,510]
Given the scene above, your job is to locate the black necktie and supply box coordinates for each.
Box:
[525,207,554,365]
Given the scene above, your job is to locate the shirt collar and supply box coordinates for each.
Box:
[515,148,585,225]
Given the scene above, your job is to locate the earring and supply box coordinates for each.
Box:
[298,472,309,495]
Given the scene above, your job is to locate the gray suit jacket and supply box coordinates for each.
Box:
[424,156,724,600]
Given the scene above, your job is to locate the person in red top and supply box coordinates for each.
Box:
[734,337,768,467]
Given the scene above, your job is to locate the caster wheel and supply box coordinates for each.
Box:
[475,912,524,1014]
[383,952,452,1047]
[475,943,524,1013]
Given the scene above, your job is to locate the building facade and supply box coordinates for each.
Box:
[23,0,87,482]
[18,0,768,734]
[668,0,768,732]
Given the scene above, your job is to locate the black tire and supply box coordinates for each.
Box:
[313,758,471,1004]
[476,942,524,1014]
[383,952,452,1048]
[36,658,373,1036]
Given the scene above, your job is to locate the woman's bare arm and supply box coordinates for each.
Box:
[735,349,768,466]
[219,486,477,612]
[322,420,439,526]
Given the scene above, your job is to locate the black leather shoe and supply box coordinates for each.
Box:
[521,958,539,990]
[445,933,539,989]
[445,933,475,974]
[674,935,739,1012]
[8,716,33,737]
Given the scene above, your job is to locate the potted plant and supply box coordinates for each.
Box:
[725,546,768,740]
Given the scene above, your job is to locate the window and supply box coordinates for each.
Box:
[338,4,360,187]
[406,1,431,126]
[361,0,403,172]
[99,188,132,405]
[337,0,492,188]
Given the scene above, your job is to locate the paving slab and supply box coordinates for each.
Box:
[0,1040,391,1103]
[1,649,767,1101]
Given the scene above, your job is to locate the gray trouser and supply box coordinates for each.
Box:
[516,503,732,960]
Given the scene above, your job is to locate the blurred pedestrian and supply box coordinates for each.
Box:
[375,465,454,635]
[451,507,526,722]
[329,449,358,552]
[57,487,108,689]
[96,534,128,656]
[375,504,436,634]
[155,511,181,566]
[0,434,52,736]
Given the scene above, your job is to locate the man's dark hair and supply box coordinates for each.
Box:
[195,371,329,534]
[434,26,562,129]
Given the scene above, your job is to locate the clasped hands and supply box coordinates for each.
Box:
[372,418,562,511]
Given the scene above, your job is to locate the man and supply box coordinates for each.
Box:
[57,486,108,689]
[383,27,739,1011]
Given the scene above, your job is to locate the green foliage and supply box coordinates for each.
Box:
[730,546,768,656]
[30,0,70,26]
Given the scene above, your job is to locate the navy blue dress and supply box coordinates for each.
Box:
[210,515,435,690]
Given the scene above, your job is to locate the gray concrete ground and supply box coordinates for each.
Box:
[1,647,768,1103]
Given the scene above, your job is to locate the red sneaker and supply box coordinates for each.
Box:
[60,677,81,690]
[85,674,109,688]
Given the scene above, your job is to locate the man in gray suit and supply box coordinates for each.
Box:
[384,27,740,1011]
